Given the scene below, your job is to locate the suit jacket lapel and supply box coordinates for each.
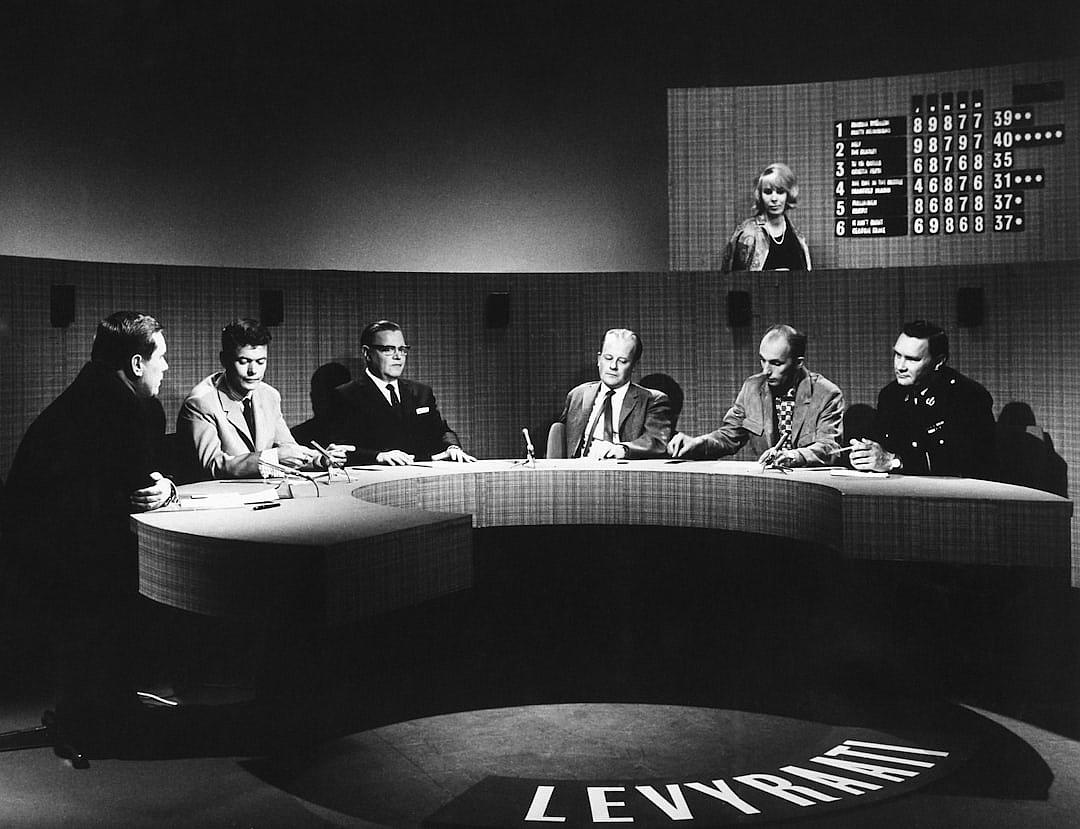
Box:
[217,378,256,450]
[618,384,641,431]
[571,383,601,454]
[756,379,777,447]
[363,374,396,411]
[789,371,812,444]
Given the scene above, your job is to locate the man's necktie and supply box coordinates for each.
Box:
[387,383,401,413]
[775,389,795,449]
[242,397,257,444]
[579,389,613,458]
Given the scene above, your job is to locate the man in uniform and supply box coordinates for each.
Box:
[557,328,673,459]
[667,324,844,467]
[850,320,995,478]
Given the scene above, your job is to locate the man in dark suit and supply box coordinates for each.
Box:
[331,320,475,465]
[850,320,995,478]
[1,312,177,758]
[558,328,673,459]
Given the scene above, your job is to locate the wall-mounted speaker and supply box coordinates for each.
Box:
[485,292,511,329]
[260,289,284,327]
[726,290,752,327]
[50,285,76,328]
[957,286,984,327]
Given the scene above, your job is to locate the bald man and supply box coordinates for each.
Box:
[667,324,844,467]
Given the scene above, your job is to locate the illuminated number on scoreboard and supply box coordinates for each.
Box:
[992,151,1013,169]
[908,87,988,237]
[834,180,845,197]
[835,161,845,177]
[835,220,846,236]
[835,141,845,157]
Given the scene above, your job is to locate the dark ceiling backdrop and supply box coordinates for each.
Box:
[1,0,1075,272]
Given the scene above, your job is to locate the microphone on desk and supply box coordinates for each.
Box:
[257,457,322,497]
[518,427,536,468]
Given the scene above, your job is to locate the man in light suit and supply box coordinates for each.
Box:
[330,320,476,466]
[178,319,343,479]
[558,328,673,459]
[668,324,844,467]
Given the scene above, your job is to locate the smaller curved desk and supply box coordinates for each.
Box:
[132,460,1074,625]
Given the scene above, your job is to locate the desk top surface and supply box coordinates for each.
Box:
[132,459,1071,544]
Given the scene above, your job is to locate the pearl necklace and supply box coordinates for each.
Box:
[769,222,786,246]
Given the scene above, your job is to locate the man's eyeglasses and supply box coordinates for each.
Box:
[370,345,411,356]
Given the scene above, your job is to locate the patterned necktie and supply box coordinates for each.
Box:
[242,396,257,444]
[775,388,795,449]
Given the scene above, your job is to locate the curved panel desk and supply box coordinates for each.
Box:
[132,460,1074,624]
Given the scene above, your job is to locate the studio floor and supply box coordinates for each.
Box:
[2,528,1079,827]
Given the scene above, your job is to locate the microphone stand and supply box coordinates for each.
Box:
[512,427,536,468]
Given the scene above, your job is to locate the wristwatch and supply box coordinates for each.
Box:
[887,456,902,472]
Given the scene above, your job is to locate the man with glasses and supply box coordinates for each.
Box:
[667,324,844,467]
[557,328,673,459]
[331,319,475,465]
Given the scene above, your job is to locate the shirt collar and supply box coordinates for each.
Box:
[217,371,253,404]
[599,381,630,405]
[367,368,399,392]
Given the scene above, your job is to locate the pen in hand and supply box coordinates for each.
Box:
[310,440,335,463]
[311,440,354,467]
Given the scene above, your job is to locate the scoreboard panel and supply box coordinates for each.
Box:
[669,58,1078,271]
